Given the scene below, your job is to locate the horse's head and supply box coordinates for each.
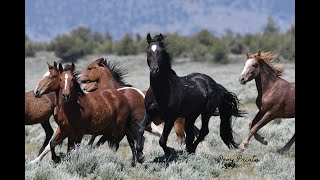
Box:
[239,51,262,85]
[78,58,106,83]
[146,33,170,76]
[59,63,76,102]
[34,61,60,97]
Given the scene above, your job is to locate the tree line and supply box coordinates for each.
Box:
[25,17,294,63]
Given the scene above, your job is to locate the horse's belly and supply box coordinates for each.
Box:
[25,105,52,125]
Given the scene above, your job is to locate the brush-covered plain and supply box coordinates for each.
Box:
[25,52,295,180]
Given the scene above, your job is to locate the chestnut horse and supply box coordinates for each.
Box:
[238,51,295,154]
[25,90,55,155]
[78,58,192,146]
[26,62,62,155]
[32,63,138,166]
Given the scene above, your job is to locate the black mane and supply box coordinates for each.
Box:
[100,60,132,87]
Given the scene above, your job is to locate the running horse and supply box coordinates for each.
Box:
[32,63,138,166]
[26,64,57,155]
[238,51,295,154]
[136,34,244,161]
[78,58,196,146]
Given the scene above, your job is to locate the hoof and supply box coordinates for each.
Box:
[131,160,137,167]
[53,156,61,163]
[29,159,39,164]
[277,149,287,155]
[261,140,268,146]
[186,146,196,154]
[238,143,247,151]
[137,152,145,163]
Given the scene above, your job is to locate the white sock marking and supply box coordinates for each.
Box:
[29,143,51,164]
[64,74,69,90]
[151,45,157,52]
[150,122,163,137]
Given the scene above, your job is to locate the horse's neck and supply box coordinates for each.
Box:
[58,90,78,113]
[150,68,176,104]
[54,90,60,107]
[99,69,121,89]
[255,70,279,97]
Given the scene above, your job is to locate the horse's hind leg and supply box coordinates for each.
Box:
[174,118,185,144]
[277,133,295,154]
[87,135,97,147]
[249,112,268,145]
[184,116,197,154]
[108,141,120,152]
[95,135,108,147]
[67,135,83,152]
[38,119,54,155]
[190,113,210,153]
[126,135,137,166]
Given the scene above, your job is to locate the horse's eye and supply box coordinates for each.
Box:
[252,64,258,67]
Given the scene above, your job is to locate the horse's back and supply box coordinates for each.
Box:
[173,73,217,115]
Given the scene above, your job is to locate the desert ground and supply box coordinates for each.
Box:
[25,51,295,179]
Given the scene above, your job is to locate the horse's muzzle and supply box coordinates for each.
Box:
[150,67,159,75]
[239,77,247,85]
[62,94,70,102]
[34,89,41,98]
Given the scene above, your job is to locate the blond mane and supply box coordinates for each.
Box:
[251,51,284,76]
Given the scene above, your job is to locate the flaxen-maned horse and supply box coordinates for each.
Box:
[238,51,295,154]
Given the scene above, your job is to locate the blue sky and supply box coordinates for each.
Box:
[25,0,295,41]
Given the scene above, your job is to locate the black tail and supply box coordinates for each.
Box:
[218,85,246,149]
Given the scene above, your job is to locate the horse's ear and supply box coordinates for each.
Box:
[47,62,51,69]
[71,63,75,72]
[58,63,63,73]
[96,58,104,65]
[258,50,261,56]
[246,51,250,59]
[146,33,152,43]
[158,33,164,42]
[53,61,57,69]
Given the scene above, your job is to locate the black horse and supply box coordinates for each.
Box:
[136,33,245,161]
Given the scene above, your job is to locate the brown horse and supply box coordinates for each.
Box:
[32,62,138,166]
[238,51,295,154]
[25,91,55,155]
[25,62,61,155]
[78,58,193,146]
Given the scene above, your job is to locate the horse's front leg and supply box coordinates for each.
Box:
[249,112,268,145]
[239,110,274,150]
[50,128,68,163]
[38,119,54,155]
[159,117,175,157]
[67,134,83,152]
[29,127,66,164]
[136,111,152,163]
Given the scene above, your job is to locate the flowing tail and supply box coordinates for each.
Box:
[217,85,246,149]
